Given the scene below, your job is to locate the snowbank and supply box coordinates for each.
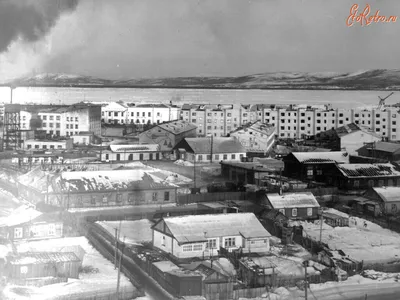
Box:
[97,219,154,244]
[174,159,194,167]
[296,209,400,264]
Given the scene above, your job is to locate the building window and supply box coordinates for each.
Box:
[307,168,313,176]
[164,192,170,201]
[316,169,322,176]
[368,180,374,187]
[116,194,122,202]
[224,238,236,248]
[152,192,158,201]
[231,154,236,159]
[292,208,298,217]
[14,227,23,239]
[183,245,193,252]
[48,224,55,236]
[197,154,202,161]
[223,154,228,160]
[206,239,217,249]
[307,208,312,216]
[91,196,96,204]
[378,180,384,187]
[215,154,219,160]
[354,180,359,188]
[193,244,203,251]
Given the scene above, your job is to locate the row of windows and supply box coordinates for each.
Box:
[196,154,243,161]
[40,115,61,121]
[26,144,64,149]
[279,208,313,217]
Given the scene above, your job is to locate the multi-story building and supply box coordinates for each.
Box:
[229,121,276,153]
[101,102,180,125]
[126,103,180,125]
[23,138,73,150]
[20,103,102,138]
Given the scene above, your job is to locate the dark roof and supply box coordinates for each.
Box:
[289,151,350,164]
[337,163,400,178]
[368,142,400,153]
[182,137,246,154]
[10,252,80,265]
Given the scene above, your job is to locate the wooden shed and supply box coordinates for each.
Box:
[8,252,82,279]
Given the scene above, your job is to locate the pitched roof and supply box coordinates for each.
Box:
[157,120,197,135]
[10,252,80,265]
[368,142,400,153]
[0,206,42,227]
[184,137,246,154]
[332,123,379,138]
[109,144,160,152]
[55,169,177,192]
[159,213,271,244]
[290,151,350,164]
[18,167,54,193]
[372,187,400,202]
[230,121,276,136]
[266,192,320,209]
[337,163,400,178]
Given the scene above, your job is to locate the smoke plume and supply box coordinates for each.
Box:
[0,0,79,53]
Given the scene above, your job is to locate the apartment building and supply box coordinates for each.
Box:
[101,102,179,125]
[20,103,102,138]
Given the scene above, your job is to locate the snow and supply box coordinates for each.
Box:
[97,219,154,245]
[174,159,194,167]
[0,205,42,227]
[68,202,177,213]
[294,209,400,264]
[9,236,137,299]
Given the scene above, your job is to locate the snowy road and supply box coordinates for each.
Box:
[291,283,400,300]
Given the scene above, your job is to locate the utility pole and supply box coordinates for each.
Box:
[210,134,213,163]
[319,211,324,243]
[193,154,196,189]
[114,227,118,269]
[303,260,309,300]
[116,236,126,300]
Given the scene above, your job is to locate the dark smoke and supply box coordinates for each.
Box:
[0,0,79,53]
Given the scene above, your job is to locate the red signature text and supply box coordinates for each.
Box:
[346,4,397,27]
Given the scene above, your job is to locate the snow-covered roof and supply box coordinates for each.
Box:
[337,163,400,178]
[109,144,160,152]
[18,167,54,193]
[372,187,400,203]
[159,213,271,244]
[152,260,180,273]
[55,169,178,192]
[266,192,320,209]
[0,206,42,227]
[157,120,197,135]
[102,102,128,111]
[291,151,350,164]
[181,137,246,154]
[10,252,81,265]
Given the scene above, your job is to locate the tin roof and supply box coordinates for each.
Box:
[230,121,276,136]
[55,169,177,192]
[368,142,400,153]
[160,213,271,244]
[157,120,197,135]
[183,137,246,154]
[10,252,80,265]
[337,163,400,178]
[109,144,160,152]
[372,187,400,203]
[291,151,350,164]
[266,192,320,209]
[152,260,180,273]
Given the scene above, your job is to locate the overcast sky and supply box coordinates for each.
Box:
[0,0,399,80]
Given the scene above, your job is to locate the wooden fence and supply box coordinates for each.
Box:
[233,287,267,300]
[177,192,249,205]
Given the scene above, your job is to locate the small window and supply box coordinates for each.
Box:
[231,154,236,159]
[164,191,170,202]
[223,154,228,160]
[354,180,359,188]
[307,208,312,216]
[116,194,122,202]
[193,244,203,251]
[183,245,193,252]
[152,192,158,201]
[292,208,298,217]
[224,238,236,248]
[206,239,217,249]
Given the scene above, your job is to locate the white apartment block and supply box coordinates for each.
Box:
[101,102,180,125]
[181,103,400,141]
[19,104,102,138]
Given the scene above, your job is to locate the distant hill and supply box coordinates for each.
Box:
[4,69,400,90]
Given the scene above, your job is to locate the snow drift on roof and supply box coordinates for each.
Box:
[266,192,320,209]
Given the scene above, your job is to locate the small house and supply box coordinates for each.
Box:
[283,151,350,182]
[7,252,81,279]
[152,213,272,260]
[322,212,349,227]
[363,187,400,215]
[0,208,63,241]
[264,192,320,220]
[100,144,165,162]
[327,163,400,190]
[357,141,400,161]
[174,137,247,163]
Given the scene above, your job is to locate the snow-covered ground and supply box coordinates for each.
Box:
[291,208,400,265]
[97,219,154,245]
[4,236,138,300]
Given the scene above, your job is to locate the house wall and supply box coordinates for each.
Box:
[127,106,180,125]
[363,189,400,215]
[24,139,73,150]
[183,152,247,163]
[72,134,93,145]
[230,127,276,153]
[340,131,381,155]
[9,222,63,241]
[101,151,164,162]
[50,188,177,208]
[328,174,400,190]
[9,260,81,279]
[153,230,175,254]
[275,207,319,220]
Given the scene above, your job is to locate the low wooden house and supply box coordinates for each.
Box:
[326,163,400,190]
[363,187,400,216]
[322,212,349,227]
[0,208,64,241]
[263,192,320,220]
[193,263,232,300]
[7,252,81,279]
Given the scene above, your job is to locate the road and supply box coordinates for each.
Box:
[290,283,400,300]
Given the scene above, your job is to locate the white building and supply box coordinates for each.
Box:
[101,102,128,124]
[101,144,164,162]
[229,121,276,153]
[20,103,102,137]
[127,104,180,125]
[23,138,73,150]
[152,213,271,259]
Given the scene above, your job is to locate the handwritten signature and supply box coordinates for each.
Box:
[346,4,397,27]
